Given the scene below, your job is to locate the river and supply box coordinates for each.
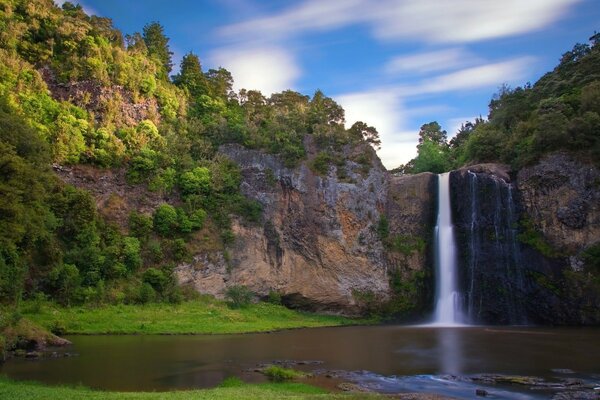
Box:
[1,325,599,398]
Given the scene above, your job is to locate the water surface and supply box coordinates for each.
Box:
[1,325,599,394]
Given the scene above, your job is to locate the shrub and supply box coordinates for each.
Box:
[263,365,304,382]
[142,267,167,293]
[153,204,178,235]
[310,151,332,175]
[225,285,253,308]
[138,282,156,304]
[123,236,142,271]
[267,290,282,305]
[128,211,153,239]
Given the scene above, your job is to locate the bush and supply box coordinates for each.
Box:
[138,282,156,304]
[128,211,153,239]
[263,365,304,382]
[123,236,142,271]
[153,204,178,235]
[142,267,167,293]
[267,290,282,305]
[225,285,253,308]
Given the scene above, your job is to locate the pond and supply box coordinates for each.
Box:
[1,325,599,398]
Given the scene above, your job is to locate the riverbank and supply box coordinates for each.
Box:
[17,299,371,335]
[0,376,383,400]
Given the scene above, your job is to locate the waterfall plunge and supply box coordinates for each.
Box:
[431,172,465,326]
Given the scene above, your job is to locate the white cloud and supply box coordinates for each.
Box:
[210,46,301,95]
[336,90,418,167]
[218,0,581,44]
[403,57,535,96]
[385,48,477,75]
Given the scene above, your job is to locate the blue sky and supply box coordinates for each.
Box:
[58,0,600,168]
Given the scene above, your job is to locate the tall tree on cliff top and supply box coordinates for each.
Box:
[172,52,207,97]
[143,21,173,77]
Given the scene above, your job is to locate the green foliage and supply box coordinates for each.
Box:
[582,243,600,273]
[387,235,426,255]
[142,21,174,77]
[122,237,142,272]
[384,269,428,317]
[179,166,211,196]
[225,285,253,309]
[267,290,282,305]
[153,204,178,236]
[517,219,563,258]
[128,211,153,239]
[263,366,305,382]
[376,215,389,240]
[310,151,332,175]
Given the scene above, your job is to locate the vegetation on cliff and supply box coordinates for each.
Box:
[0,0,380,311]
[397,32,600,174]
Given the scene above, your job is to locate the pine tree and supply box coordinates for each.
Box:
[142,21,173,76]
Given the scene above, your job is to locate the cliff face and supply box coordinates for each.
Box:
[450,154,600,325]
[175,143,436,314]
[517,153,600,324]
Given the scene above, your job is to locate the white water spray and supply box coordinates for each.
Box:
[431,173,464,326]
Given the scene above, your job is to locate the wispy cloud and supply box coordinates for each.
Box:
[409,57,535,95]
[210,46,301,95]
[335,55,535,168]
[384,48,478,75]
[218,0,581,44]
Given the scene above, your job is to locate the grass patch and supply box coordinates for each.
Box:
[18,299,369,335]
[263,365,306,382]
[0,376,383,399]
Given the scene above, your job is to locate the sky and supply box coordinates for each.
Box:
[57,0,600,168]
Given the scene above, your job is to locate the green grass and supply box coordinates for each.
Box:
[263,366,306,382]
[0,376,383,400]
[20,299,370,335]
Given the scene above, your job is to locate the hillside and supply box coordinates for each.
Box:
[0,0,393,312]
[0,0,599,328]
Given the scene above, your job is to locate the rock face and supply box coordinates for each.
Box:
[175,143,436,314]
[53,164,177,229]
[517,153,600,255]
[450,154,600,325]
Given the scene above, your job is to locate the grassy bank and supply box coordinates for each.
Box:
[0,377,381,400]
[19,298,370,335]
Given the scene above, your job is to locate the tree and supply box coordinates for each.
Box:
[349,121,381,149]
[308,90,345,128]
[172,52,207,97]
[205,67,234,100]
[418,121,447,145]
[142,21,173,76]
[153,204,178,235]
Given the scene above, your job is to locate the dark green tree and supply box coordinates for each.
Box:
[172,52,207,97]
[142,21,173,76]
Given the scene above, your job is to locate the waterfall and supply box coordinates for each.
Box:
[431,172,464,326]
[460,171,528,325]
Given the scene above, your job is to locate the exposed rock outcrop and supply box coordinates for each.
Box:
[175,143,436,314]
[517,153,600,255]
[53,164,177,229]
[40,67,160,127]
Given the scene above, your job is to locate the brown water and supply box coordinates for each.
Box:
[1,325,599,396]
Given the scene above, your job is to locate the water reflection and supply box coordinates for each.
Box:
[437,328,462,375]
[1,326,599,391]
